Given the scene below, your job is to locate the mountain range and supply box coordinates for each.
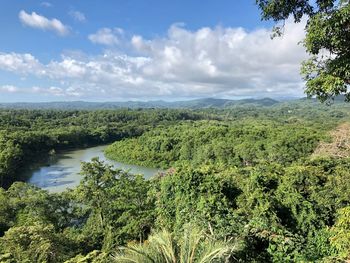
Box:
[0,98,281,110]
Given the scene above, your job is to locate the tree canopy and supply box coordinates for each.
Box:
[1,103,350,261]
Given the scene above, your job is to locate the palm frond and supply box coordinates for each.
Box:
[113,226,241,263]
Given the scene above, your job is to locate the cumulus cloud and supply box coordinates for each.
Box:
[69,10,86,22]
[130,22,306,96]
[0,20,307,100]
[19,10,69,36]
[88,28,124,46]
[0,52,43,74]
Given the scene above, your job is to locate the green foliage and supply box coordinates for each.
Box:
[0,159,157,262]
[106,120,326,169]
[330,206,350,259]
[0,109,208,188]
[1,105,350,261]
[0,222,73,263]
[154,165,242,239]
[224,158,350,261]
[256,0,350,102]
[114,225,240,263]
[64,250,109,263]
[74,159,155,250]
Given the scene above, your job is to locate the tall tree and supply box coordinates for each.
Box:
[74,158,155,250]
[256,0,350,102]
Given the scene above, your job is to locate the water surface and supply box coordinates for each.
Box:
[25,145,160,193]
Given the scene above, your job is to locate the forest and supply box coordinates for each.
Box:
[0,0,349,261]
[1,99,350,262]
[0,109,208,188]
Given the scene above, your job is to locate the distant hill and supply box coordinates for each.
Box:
[0,98,280,110]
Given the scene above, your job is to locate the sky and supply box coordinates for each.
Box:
[0,0,308,102]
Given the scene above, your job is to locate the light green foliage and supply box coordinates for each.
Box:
[106,120,325,169]
[114,226,240,263]
[0,223,71,263]
[227,158,350,261]
[330,207,350,259]
[154,165,242,238]
[64,250,109,263]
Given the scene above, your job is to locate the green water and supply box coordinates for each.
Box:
[25,145,160,193]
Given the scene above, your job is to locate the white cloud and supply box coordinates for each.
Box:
[0,20,307,100]
[19,10,69,36]
[31,86,77,96]
[1,85,18,93]
[0,52,43,74]
[0,84,80,97]
[69,10,86,22]
[40,2,52,8]
[88,28,124,46]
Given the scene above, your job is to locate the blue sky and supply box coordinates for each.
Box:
[0,1,307,102]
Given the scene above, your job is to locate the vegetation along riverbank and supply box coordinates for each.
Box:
[1,99,350,261]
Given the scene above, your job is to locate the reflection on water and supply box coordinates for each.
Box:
[25,145,160,193]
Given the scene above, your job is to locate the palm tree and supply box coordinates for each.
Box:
[113,226,241,263]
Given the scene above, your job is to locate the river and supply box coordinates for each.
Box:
[24,145,160,193]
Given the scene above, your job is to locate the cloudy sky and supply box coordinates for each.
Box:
[0,0,307,102]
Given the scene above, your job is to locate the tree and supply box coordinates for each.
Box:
[0,223,72,263]
[256,0,350,102]
[113,225,240,263]
[74,158,155,251]
[154,164,242,239]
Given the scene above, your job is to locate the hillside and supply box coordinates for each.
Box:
[0,97,280,110]
[313,122,350,158]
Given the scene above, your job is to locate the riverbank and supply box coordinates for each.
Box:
[24,145,160,193]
